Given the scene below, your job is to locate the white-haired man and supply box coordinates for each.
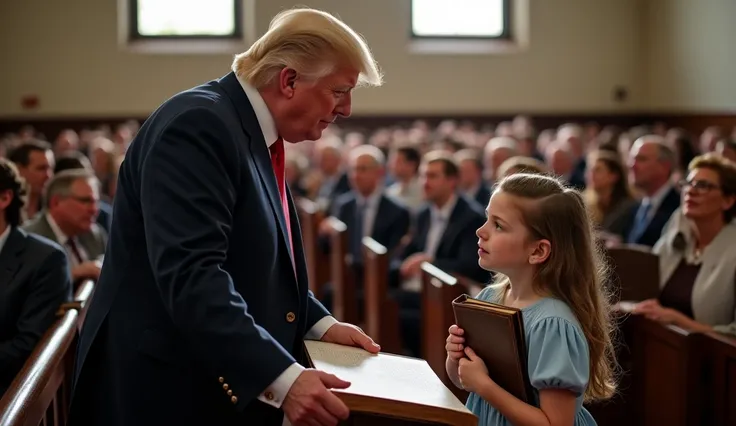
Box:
[68,8,382,426]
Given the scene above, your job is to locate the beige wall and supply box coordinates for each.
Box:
[644,0,736,112]
[0,0,731,117]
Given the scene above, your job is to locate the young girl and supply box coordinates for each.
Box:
[445,173,617,426]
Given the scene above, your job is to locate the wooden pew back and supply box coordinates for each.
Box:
[362,237,402,354]
[327,217,359,325]
[605,245,660,303]
[629,316,702,426]
[699,332,736,426]
[296,198,328,298]
[420,263,468,401]
[0,279,95,426]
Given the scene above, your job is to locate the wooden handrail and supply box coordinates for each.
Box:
[0,310,79,426]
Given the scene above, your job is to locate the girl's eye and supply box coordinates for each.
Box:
[494,220,502,231]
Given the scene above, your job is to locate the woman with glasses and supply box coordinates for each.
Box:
[632,153,736,336]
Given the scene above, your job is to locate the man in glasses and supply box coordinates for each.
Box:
[22,169,106,282]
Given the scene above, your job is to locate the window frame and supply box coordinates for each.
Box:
[127,0,244,41]
[409,0,512,41]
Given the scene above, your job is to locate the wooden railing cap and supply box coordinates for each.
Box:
[362,237,387,255]
[420,262,457,286]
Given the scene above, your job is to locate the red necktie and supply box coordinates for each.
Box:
[269,138,295,265]
[66,238,85,264]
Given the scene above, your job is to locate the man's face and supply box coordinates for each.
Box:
[349,154,381,196]
[628,142,665,189]
[50,178,99,235]
[277,66,358,143]
[421,161,454,203]
[19,150,54,195]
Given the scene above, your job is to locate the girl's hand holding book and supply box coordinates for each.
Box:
[445,325,466,361]
[458,347,491,393]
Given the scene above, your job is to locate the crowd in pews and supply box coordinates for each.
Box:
[1,115,735,423]
[287,118,736,347]
[0,122,135,398]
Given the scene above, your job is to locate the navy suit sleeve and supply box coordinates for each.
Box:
[0,248,71,382]
[139,108,297,409]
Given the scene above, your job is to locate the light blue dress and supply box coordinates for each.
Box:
[464,286,597,426]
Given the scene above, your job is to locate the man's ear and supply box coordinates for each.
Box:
[278,68,298,98]
[528,239,551,265]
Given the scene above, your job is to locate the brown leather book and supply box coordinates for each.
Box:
[452,294,534,403]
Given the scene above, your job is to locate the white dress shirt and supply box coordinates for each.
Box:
[386,178,424,212]
[236,75,338,418]
[355,189,382,239]
[46,213,88,265]
[0,224,11,255]
[401,194,458,292]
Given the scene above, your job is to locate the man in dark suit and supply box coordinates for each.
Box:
[68,8,384,426]
[455,148,491,208]
[314,137,352,213]
[0,158,72,397]
[319,145,411,314]
[623,135,681,247]
[393,151,487,356]
[22,170,107,283]
[52,151,113,234]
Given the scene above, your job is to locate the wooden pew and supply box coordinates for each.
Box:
[605,244,660,303]
[0,279,95,426]
[420,262,468,401]
[0,310,78,426]
[296,198,328,298]
[628,316,703,426]
[697,332,736,426]
[362,237,402,354]
[327,217,359,325]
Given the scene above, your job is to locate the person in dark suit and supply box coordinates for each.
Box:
[53,151,113,234]
[22,170,107,283]
[622,135,681,247]
[68,9,384,426]
[455,148,491,207]
[393,151,487,356]
[314,137,352,213]
[0,158,72,397]
[318,145,411,314]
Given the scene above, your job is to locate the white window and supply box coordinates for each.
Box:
[131,0,241,38]
[411,0,510,39]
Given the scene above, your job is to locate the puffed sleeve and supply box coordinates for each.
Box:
[527,317,590,397]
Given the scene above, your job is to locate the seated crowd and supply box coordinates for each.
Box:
[0,117,735,399]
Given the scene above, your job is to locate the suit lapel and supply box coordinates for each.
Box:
[0,228,25,287]
[218,72,294,269]
[437,199,467,254]
[371,196,391,238]
[286,185,308,289]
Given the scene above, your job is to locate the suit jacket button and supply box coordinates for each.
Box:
[218,377,224,383]
[265,391,274,401]
[223,383,229,390]
[231,396,238,404]
[286,312,296,323]
[227,390,233,396]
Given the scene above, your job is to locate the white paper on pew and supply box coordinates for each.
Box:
[304,340,470,413]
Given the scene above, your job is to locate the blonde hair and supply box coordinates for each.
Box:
[492,173,617,402]
[232,8,383,88]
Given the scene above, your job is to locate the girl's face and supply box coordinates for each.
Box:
[476,190,537,275]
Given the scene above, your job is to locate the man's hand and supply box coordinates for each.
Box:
[71,261,101,281]
[322,322,381,354]
[399,253,431,278]
[282,369,351,426]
